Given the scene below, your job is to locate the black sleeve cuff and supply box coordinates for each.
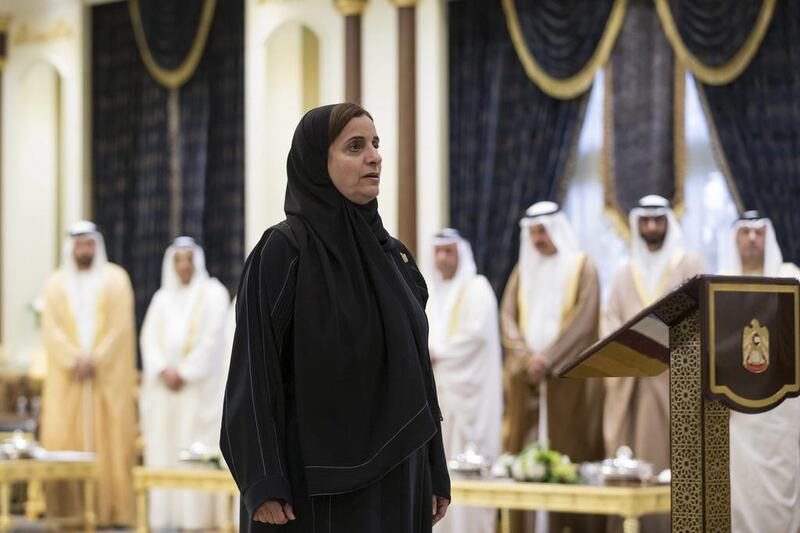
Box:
[432,466,451,502]
[242,475,293,517]
[428,430,451,501]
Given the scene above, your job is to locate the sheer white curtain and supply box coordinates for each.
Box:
[680,75,739,272]
[562,70,739,304]
[562,70,627,304]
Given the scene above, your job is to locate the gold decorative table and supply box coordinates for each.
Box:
[0,459,96,532]
[133,466,238,533]
[451,479,670,533]
[132,468,669,533]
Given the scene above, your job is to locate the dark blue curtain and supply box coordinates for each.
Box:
[137,0,206,69]
[666,0,764,67]
[700,0,800,264]
[514,0,615,78]
[92,3,170,337]
[178,0,245,294]
[449,0,588,296]
[92,0,244,338]
[608,0,677,215]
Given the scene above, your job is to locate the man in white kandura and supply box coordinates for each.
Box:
[427,229,502,533]
[719,210,800,533]
[140,236,230,530]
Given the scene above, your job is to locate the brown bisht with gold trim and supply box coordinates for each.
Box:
[501,259,604,459]
[500,202,605,533]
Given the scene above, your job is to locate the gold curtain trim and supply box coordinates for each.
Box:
[654,0,776,85]
[129,0,217,90]
[502,0,628,100]
[694,80,745,212]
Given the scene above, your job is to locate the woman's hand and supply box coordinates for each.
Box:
[432,495,449,525]
[253,500,296,525]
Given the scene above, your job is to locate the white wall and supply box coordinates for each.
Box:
[261,21,319,239]
[244,0,449,263]
[361,0,399,238]
[414,0,448,272]
[245,0,345,250]
[1,0,88,366]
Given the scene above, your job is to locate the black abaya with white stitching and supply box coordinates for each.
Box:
[221,105,449,532]
[222,229,449,533]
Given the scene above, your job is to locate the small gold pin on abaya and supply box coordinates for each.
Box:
[400,252,409,263]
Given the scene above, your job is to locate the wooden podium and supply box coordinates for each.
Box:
[560,275,800,532]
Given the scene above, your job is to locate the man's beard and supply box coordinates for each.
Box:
[75,255,94,268]
[642,233,666,247]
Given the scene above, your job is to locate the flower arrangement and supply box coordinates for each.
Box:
[178,442,225,470]
[493,442,578,484]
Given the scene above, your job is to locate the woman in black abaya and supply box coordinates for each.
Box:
[221,103,450,532]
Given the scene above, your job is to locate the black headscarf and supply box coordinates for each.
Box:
[284,105,438,496]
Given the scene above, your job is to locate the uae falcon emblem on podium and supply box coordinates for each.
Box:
[743,318,769,374]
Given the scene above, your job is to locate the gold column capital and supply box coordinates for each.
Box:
[391,0,417,7]
[333,0,369,16]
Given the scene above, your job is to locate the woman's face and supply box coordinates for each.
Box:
[327,115,382,205]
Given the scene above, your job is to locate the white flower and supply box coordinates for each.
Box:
[525,459,546,481]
